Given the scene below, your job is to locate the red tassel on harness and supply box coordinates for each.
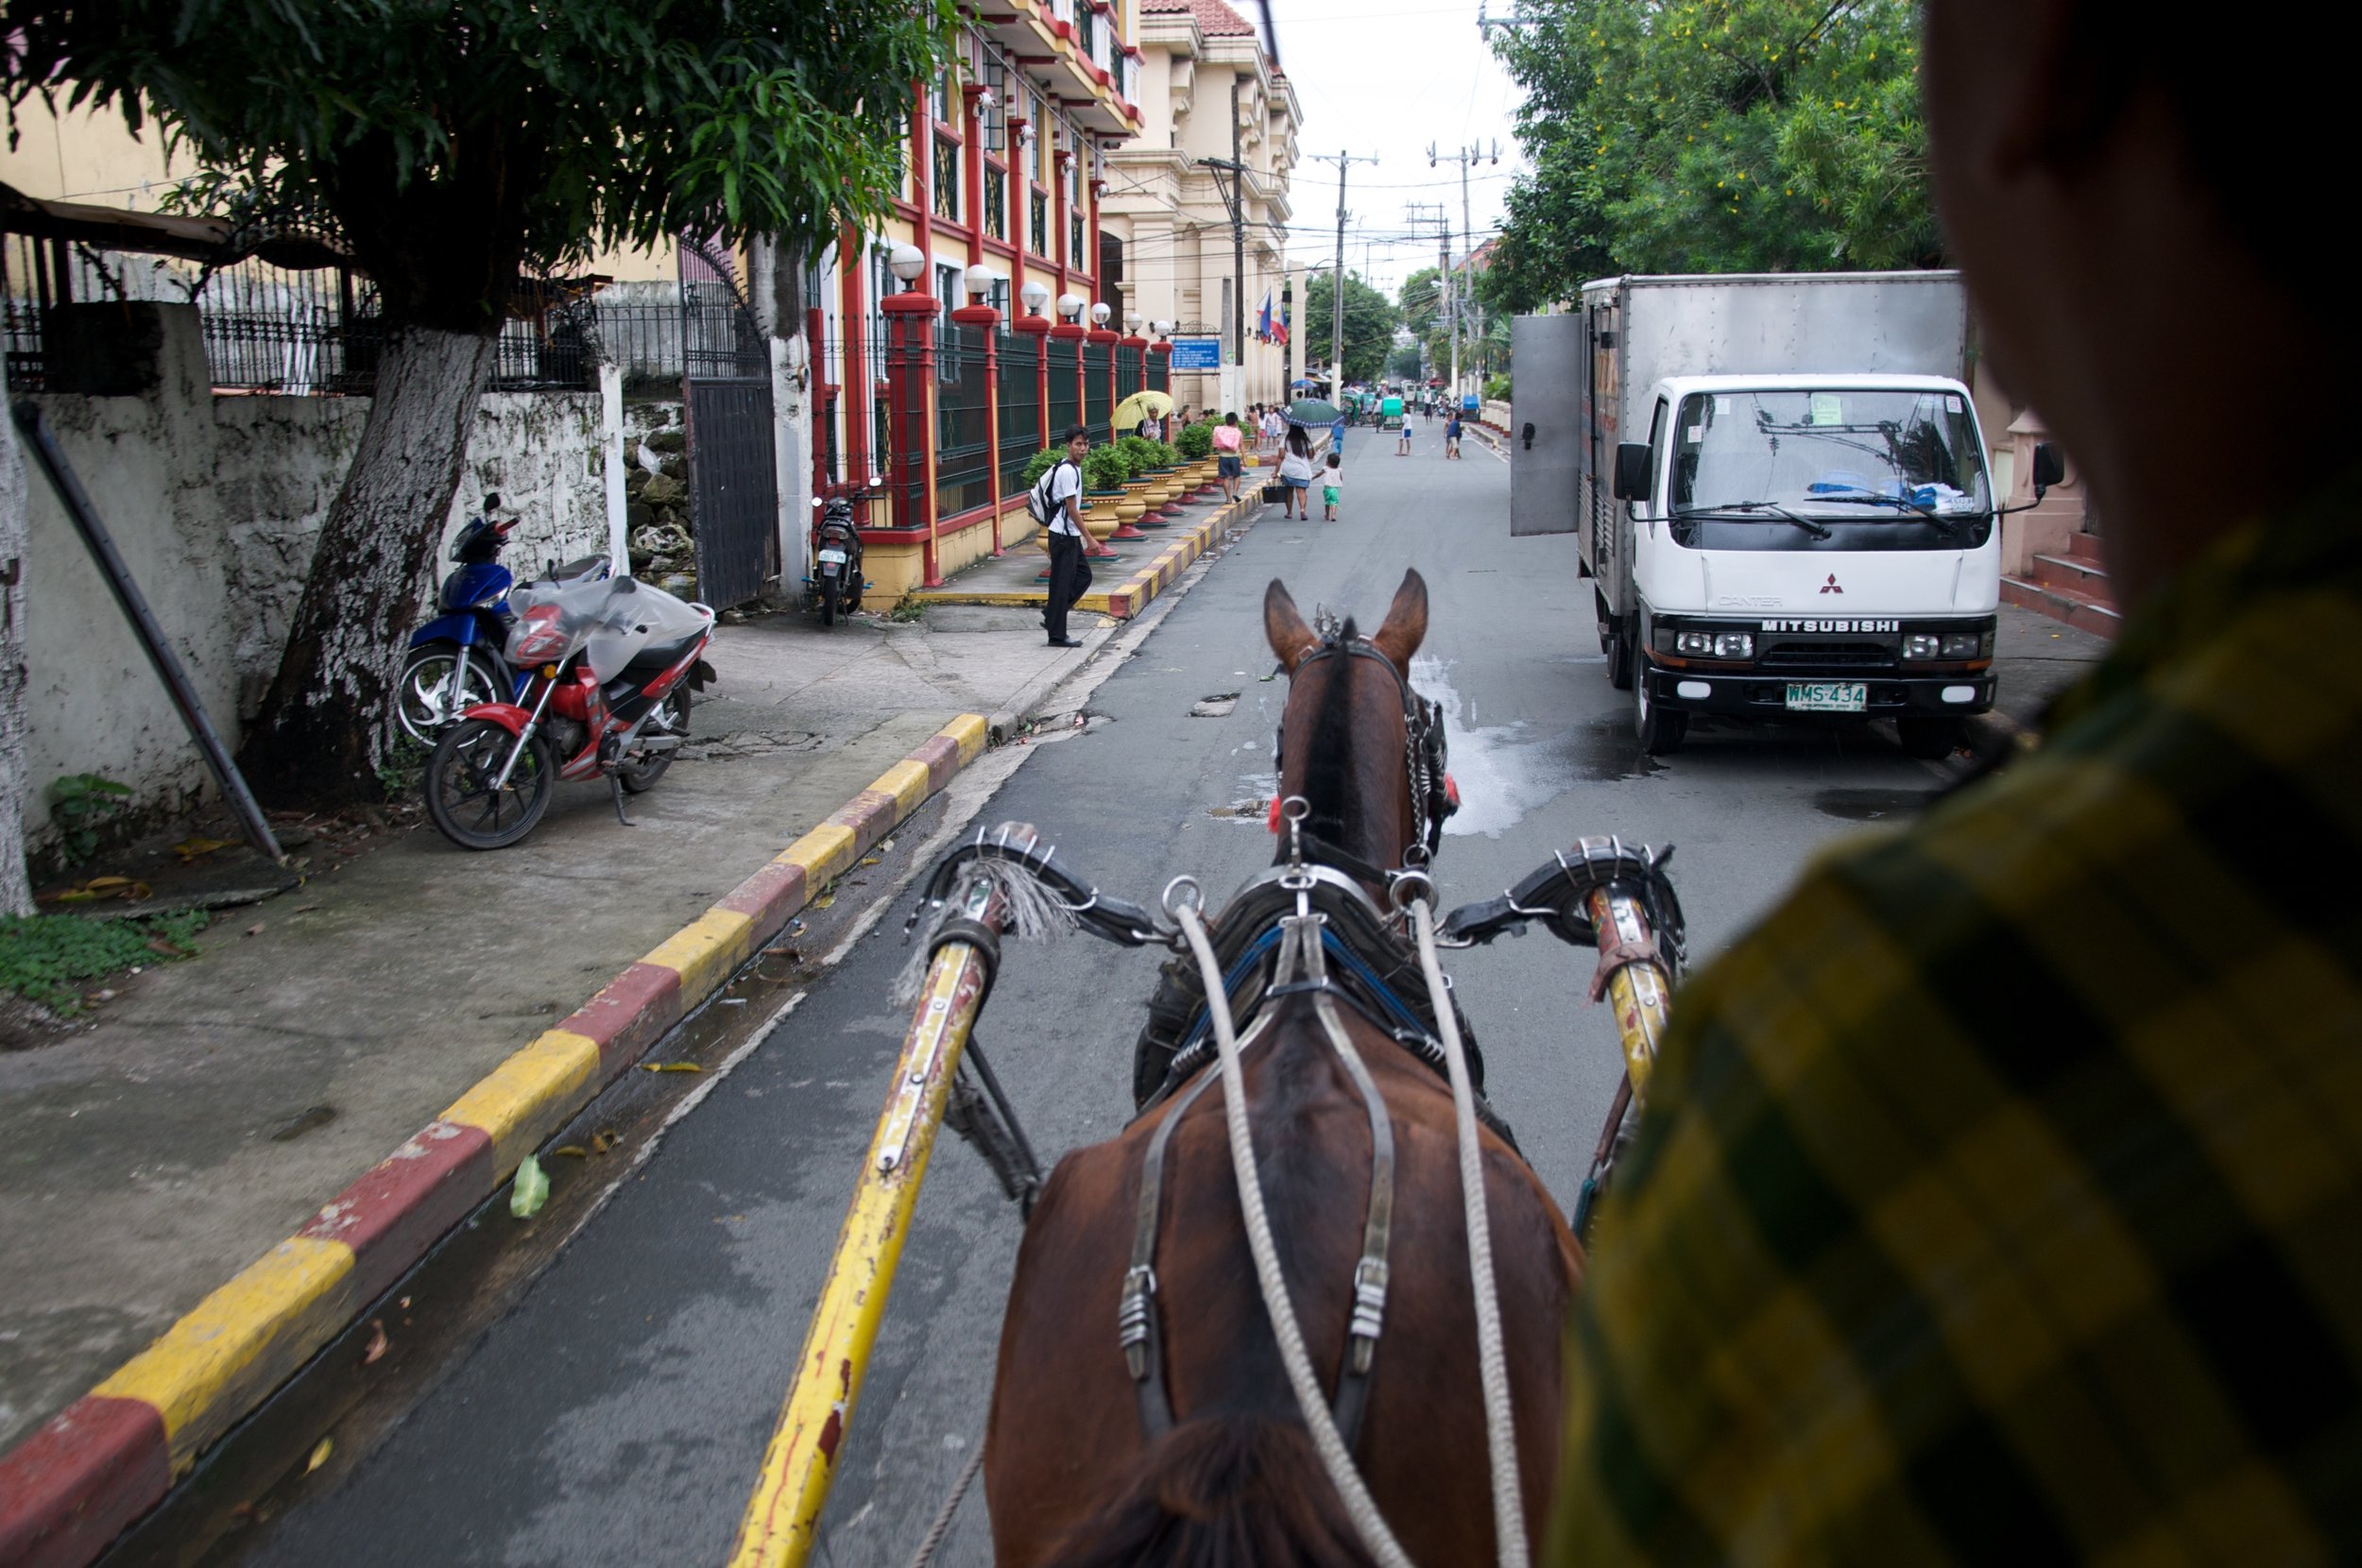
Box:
[1445,774,1461,812]
[1266,795,1284,833]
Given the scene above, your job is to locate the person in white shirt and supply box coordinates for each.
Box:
[1035,426,1093,647]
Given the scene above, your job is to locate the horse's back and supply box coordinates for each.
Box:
[984,1005,1582,1566]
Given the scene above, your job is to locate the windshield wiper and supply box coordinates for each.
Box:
[1674,501,1831,540]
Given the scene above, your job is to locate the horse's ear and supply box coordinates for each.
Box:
[1369,569,1429,675]
[1264,579,1318,672]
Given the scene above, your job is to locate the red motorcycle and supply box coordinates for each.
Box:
[424,573,716,849]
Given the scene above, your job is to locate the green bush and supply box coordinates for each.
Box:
[1018,446,1064,490]
[1483,374,1513,403]
[1,909,210,1015]
[1175,421,1215,460]
[1148,439,1180,469]
[1082,445,1131,493]
[1116,435,1161,475]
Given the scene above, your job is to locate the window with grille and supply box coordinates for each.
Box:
[933,137,961,221]
[984,167,1007,241]
[1032,192,1049,256]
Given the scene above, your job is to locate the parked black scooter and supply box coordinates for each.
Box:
[806,486,874,626]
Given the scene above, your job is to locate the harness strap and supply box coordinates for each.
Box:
[1587,932,1662,1003]
[1314,992,1395,1451]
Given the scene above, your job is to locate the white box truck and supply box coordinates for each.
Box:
[1511,272,2022,758]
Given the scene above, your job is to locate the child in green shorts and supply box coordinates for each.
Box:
[1322,451,1344,521]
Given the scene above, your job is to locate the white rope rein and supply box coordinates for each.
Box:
[1410,897,1529,1568]
[1174,903,1418,1568]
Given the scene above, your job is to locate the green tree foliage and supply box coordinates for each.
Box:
[1304,270,1399,384]
[1385,341,1426,382]
[1490,0,1935,310]
[1399,267,1445,339]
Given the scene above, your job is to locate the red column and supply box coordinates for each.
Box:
[961,87,988,269]
[1018,311,1053,455]
[952,298,1002,558]
[881,287,938,573]
[838,222,871,498]
[1053,147,1073,300]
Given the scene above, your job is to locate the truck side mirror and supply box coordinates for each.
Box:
[2030,441,2064,501]
[1612,442,1653,503]
[1520,420,1535,451]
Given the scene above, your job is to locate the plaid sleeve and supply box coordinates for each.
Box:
[1548,583,2362,1564]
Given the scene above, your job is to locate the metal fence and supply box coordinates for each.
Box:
[1083,341,1107,435]
[1046,336,1079,447]
[934,325,993,520]
[998,331,1041,496]
[1116,343,1142,407]
[1148,350,1170,397]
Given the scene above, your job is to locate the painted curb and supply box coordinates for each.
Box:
[0,716,991,1568]
[911,489,1257,620]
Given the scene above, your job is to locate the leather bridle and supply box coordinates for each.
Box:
[1274,622,1457,879]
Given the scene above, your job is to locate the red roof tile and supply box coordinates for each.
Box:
[1141,0,1262,38]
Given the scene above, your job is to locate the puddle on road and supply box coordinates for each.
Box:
[1814,787,1939,822]
[1412,656,1659,839]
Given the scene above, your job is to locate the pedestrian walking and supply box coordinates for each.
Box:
[1031,425,1092,648]
[1396,418,1412,457]
[1321,450,1344,521]
[1211,411,1244,503]
[1329,410,1347,460]
[1276,424,1317,519]
[1445,411,1463,459]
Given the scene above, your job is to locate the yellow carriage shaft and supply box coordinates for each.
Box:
[1583,886,1671,1095]
[728,938,991,1568]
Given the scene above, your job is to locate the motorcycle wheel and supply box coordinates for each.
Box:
[397,644,502,745]
[619,689,690,793]
[425,719,553,850]
[819,573,839,626]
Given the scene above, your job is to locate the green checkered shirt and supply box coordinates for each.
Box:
[1549,499,2362,1563]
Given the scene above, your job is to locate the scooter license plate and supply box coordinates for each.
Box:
[1786,681,1867,713]
[817,548,849,566]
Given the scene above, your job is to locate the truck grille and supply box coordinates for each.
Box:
[1758,638,1896,670]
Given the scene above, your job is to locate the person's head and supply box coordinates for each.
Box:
[1289,425,1310,454]
[1064,425,1089,461]
[1326,452,1341,470]
[1923,0,2344,603]
[1225,412,1239,427]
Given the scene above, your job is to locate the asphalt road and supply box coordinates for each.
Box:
[231,424,1962,1567]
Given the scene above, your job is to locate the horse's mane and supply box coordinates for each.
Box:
[1294,618,1361,854]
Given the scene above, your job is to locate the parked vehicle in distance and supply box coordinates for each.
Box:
[398,495,610,744]
[1510,271,2039,758]
[423,572,715,850]
[807,481,881,626]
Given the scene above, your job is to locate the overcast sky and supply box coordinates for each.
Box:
[1264,0,1527,306]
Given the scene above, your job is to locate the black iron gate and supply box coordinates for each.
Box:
[681,240,777,609]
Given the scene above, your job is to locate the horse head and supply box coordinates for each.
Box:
[1264,569,1443,893]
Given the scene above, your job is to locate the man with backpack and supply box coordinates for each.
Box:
[1030,426,1092,647]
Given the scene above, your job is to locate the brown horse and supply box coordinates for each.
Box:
[984,570,1583,1567]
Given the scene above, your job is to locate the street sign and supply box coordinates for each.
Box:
[1169,336,1221,370]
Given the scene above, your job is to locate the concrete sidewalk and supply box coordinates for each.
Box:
[0,603,1128,1464]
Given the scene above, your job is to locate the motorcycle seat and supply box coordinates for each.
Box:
[621,632,705,675]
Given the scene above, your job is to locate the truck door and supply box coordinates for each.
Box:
[1509,313,1583,538]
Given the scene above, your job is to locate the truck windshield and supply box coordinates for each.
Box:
[1669,389,1992,552]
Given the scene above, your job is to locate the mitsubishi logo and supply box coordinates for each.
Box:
[1820,573,1844,594]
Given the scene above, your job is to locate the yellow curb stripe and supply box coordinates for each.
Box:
[94,1236,355,1468]
[935,714,989,765]
[642,907,757,1004]
[781,821,860,885]
[442,1028,603,1172]
[870,759,933,817]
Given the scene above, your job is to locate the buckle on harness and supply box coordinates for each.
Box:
[1348,1255,1389,1372]
[1119,1264,1157,1379]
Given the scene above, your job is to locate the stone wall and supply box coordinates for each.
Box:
[19,304,607,858]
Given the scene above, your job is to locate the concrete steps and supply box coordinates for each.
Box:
[2003,531,2119,637]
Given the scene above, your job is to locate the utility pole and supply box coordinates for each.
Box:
[1308,150,1377,393]
[1405,201,1447,386]
[1190,77,1251,392]
[1427,141,1498,403]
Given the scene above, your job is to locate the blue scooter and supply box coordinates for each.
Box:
[397,495,608,744]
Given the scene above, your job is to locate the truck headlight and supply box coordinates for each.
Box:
[1939,632,1983,659]
[1712,632,1754,659]
[1904,633,1941,659]
[1675,630,1714,656]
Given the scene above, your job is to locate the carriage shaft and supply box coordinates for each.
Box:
[1583,887,1672,1093]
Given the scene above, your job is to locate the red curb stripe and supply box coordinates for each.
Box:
[908,735,964,793]
[298,1122,497,1304]
[0,1396,170,1568]
[827,787,899,848]
[560,963,684,1078]
[713,858,811,946]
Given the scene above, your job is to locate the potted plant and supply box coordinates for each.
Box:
[1175,421,1218,491]
[1018,445,1070,547]
[1080,444,1132,551]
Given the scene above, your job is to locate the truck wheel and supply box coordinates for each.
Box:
[1896,717,1965,759]
[1607,618,1635,691]
[1635,669,1687,755]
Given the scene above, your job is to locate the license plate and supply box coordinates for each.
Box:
[1786,681,1867,713]
[817,548,848,565]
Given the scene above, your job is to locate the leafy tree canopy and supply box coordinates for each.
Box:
[1305,270,1400,384]
[1399,266,1444,338]
[1385,340,1425,382]
[1489,0,1934,312]
[7,0,955,330]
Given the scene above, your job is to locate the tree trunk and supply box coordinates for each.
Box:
[0,412,32,914]
[237,324,501,806]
